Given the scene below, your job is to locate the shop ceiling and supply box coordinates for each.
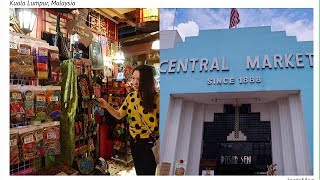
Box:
[48,8,159,57]
[96,8,159,48]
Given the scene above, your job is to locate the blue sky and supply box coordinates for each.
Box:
[160,8,313,41]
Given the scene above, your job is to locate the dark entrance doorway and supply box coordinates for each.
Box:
[200,104,272,175]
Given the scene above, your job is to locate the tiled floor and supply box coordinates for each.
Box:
[107,160,136,176]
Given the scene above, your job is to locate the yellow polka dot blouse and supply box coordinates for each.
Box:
[119,91,159,139]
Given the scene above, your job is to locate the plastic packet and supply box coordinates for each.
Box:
[10,128,20,165]
[46,90,62,120]
[42,122,61,156]
[10,87,25,124]
[24,90,35,118]
[34,91,47,122]
[19,126,37,161]
[20,55,35,77]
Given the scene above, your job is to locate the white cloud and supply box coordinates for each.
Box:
[161,9,313,41]
[160,9,175,31]
[271,16,313,41]
[174,21,199,41]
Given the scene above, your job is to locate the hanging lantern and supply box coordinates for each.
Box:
[151,39,160,50]
[114,51,125,65]
[114,43,125,65]
[15,8,37,34]
[137,8,159,33]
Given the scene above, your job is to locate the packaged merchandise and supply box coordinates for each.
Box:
[19,126,37,161]
[36,55,49,79]
[46,90,62,120]
[34,126,44,157]
[19,43,32,55]
[34,92,47,122]
[10,128,20,165]
[42,122,61,156]
[24,90,35,118]
[49,47,61,82]
[10,89,25,124]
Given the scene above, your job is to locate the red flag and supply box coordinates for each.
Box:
[229,8,240,28]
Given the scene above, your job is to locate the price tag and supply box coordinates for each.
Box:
[47,132,57,139]
[37,96,46,102]
[39,49,48,56]
[24,135,35,144]
[19,48,30,55]
[12,93,22,100]
[35,134,43,142]
[10,139,17,146]
[49,96,59,102]
[25,94,33,101]
[10,43,18,49]
[50,53,59,59]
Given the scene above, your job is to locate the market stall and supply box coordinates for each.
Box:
[9,8,159,176]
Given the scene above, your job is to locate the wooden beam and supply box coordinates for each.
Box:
[107,8,136,27]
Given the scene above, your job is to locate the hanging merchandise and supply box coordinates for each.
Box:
[43,122,61,156]
[78,73,91,101]
[20,55,35,78]
[46,90,62,120]
[36,55,49,79]
[24,90,35,118]
[19,41,32,55]
[93,83,101,98]
[34,126,44,157]
[123,66,133,79]
[10,87,25,124]
[89,41,103,69]
[19,126,38,161]
[10,128,20,165]
[34,91,47,122]
[60,59,78,166]
[49,47,61,82]
[10,39,19,56]
[77,156,94,175]
[10,56,20,76]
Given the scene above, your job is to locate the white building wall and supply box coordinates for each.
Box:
[268,102,284,175]
[160,30,183,49]
[160,97,183,175]
[277,98,298,175]
[174,102,195,172]
[186,104,206,175]
[288,94,312,175]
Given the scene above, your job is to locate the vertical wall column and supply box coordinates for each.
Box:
[268,102,284,175]
[160,97,183,175]
[174,102,195,174]
[288,94,312,175]
[186,104,206,175]
[277,98,297,175]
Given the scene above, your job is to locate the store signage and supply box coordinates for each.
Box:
[66,19,93,47]
[160,53,313,85]
[220,155,252,165]
[160,53,313,73]
[147,52,160,61]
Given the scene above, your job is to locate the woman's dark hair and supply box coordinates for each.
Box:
[134,65,156,113]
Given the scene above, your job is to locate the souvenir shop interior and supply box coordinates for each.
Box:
[9,8,159,175]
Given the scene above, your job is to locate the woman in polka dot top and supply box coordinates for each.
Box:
[93,65,159,175]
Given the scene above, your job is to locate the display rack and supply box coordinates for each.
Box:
[107,78,133,165]
[9,32,62,175]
